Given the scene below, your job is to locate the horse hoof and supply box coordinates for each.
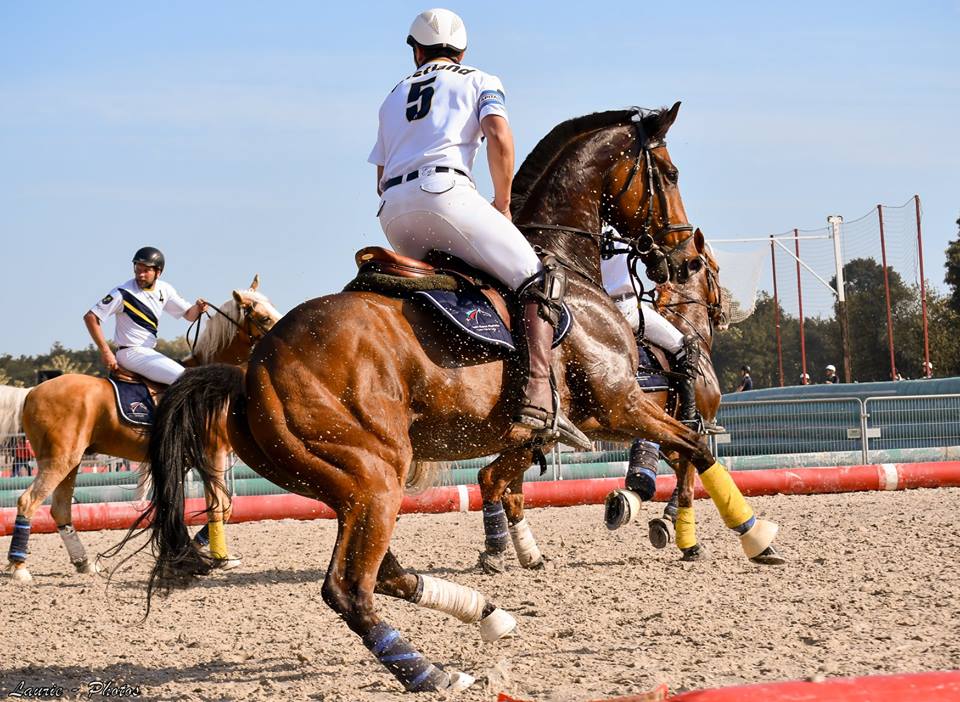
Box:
[750,545,786,565]
[478,550,507,575]
[604,490,642,530]
[680,544,706,562]
[10,564,33,584]
[521,555,545,570]
[479,607,517,642]
[648,518,674,549]
[212,555,243,571]
[74,559,101,574]
[446,671,476,692]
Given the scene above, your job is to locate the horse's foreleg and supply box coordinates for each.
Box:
[374,549,517,642]
[500,473,545,570]
[606,391,784,564]
[476,448,534,574]
[200,446,240,569]
[673,460,705,561]
[49,465,98,573]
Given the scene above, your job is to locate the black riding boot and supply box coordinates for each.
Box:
[670,334,702,430]
[512,300,592,450]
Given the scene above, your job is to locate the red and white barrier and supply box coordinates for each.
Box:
[499,670,960,701]
[2,461,958,535]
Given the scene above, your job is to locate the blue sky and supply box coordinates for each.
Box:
[1,1,957,355]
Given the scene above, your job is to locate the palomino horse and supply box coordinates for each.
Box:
[131,105,778,694]
[2,276,281,584]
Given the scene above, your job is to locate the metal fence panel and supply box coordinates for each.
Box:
[864,394,960,458]
[714,398,866,461]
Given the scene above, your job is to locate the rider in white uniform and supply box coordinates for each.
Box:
[601,246,702,429]
[83,247,208,385]
[369,8,588,449]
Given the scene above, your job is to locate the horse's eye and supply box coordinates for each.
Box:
[667,169,679,182]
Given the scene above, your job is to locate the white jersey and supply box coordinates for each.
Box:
[89,279,191,349]
[601,252,637,297]
[368,60,508,188]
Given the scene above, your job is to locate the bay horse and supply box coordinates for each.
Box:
[2,276,281,584]
[132,104,779,693]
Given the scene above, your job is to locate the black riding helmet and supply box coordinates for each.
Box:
[741,365,751,373]
[132,246,165,273]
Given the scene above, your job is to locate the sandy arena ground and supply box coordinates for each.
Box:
[2,488,959,701]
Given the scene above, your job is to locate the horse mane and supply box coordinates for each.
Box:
[190,289,280,363]
[511,106,674,217]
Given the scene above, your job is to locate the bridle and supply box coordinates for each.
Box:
[186,299,273,355]
[518,109,697,285]
[657,252,726,345]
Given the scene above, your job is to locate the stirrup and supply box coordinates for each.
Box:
[512,394,591,451]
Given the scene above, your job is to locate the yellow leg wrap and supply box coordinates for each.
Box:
[699,462,753,529]
[675,507,697,550]
[207,520,227,559]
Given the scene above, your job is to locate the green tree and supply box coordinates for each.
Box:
[945,215,960,314]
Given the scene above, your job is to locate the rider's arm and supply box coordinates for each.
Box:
[376,165,384,196]
[481,114,514,220]
[84,311,118,371]
[183,299,209,323]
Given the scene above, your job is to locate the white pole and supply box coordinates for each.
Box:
[828,216,845,303]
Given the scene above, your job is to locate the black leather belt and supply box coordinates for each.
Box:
[118,346,132,350]
[382,166,468,192]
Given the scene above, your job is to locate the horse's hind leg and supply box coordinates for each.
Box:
[322,480,474,693]
[374,549,517,642]
[476,448,536,574]
[501,473,545,570]
[7,453,80,583]
[49,465,98,574]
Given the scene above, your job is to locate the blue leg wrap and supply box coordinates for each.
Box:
[482,502,510,552]
[193,523,210,547]
[362,622,448,691]
[732,514,756,535]
[625,440,660,502]
[9,516,30,563]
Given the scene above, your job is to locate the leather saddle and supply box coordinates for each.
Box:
[354,246,514,330]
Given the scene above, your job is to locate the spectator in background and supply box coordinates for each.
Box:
[922,361,934,378]
[824,364,840,384]
[12,436,34,477]
[736,365,753,392]
[800,372,811,385]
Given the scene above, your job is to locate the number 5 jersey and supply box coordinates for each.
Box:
[368,60,508,189]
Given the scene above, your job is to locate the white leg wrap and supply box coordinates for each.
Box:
[739,519,779,559]
[508,518,543,567]
[417,575,486,624]
[57,525,88,565]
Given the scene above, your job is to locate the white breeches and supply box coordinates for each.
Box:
[116,347,186,385]
[613,295,684,354]
[378,172,542,291]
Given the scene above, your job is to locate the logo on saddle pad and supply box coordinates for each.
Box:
[129,401,150,417]
[465,307,500,333]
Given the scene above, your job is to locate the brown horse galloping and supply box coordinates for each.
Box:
[134,105,778,694]
[3,276,280,584]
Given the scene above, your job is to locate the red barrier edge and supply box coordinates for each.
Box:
[2,461,958,536]
[664,669,960,701]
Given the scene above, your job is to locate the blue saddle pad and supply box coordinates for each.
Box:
[108,378,156,426]
[413,288,572,352]
[637,343,671,392]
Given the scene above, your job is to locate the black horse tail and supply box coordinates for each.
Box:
[109,364,246,616]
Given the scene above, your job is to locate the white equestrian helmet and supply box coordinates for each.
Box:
[407,8,467,51]
[826,364,836,372]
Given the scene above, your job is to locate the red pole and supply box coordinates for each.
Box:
[878,205,898,380]
[794,230,808,384]
[915,195,932,377]
[770,237,785,387]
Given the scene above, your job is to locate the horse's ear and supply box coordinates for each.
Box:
[233,290,243,305]
[250,274,260,291]
[654,101,682,139]
[694,227,705,254]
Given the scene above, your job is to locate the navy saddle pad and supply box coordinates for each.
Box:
[637,343,671,392]
[108,378,156,426]
[413,287,572,352]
